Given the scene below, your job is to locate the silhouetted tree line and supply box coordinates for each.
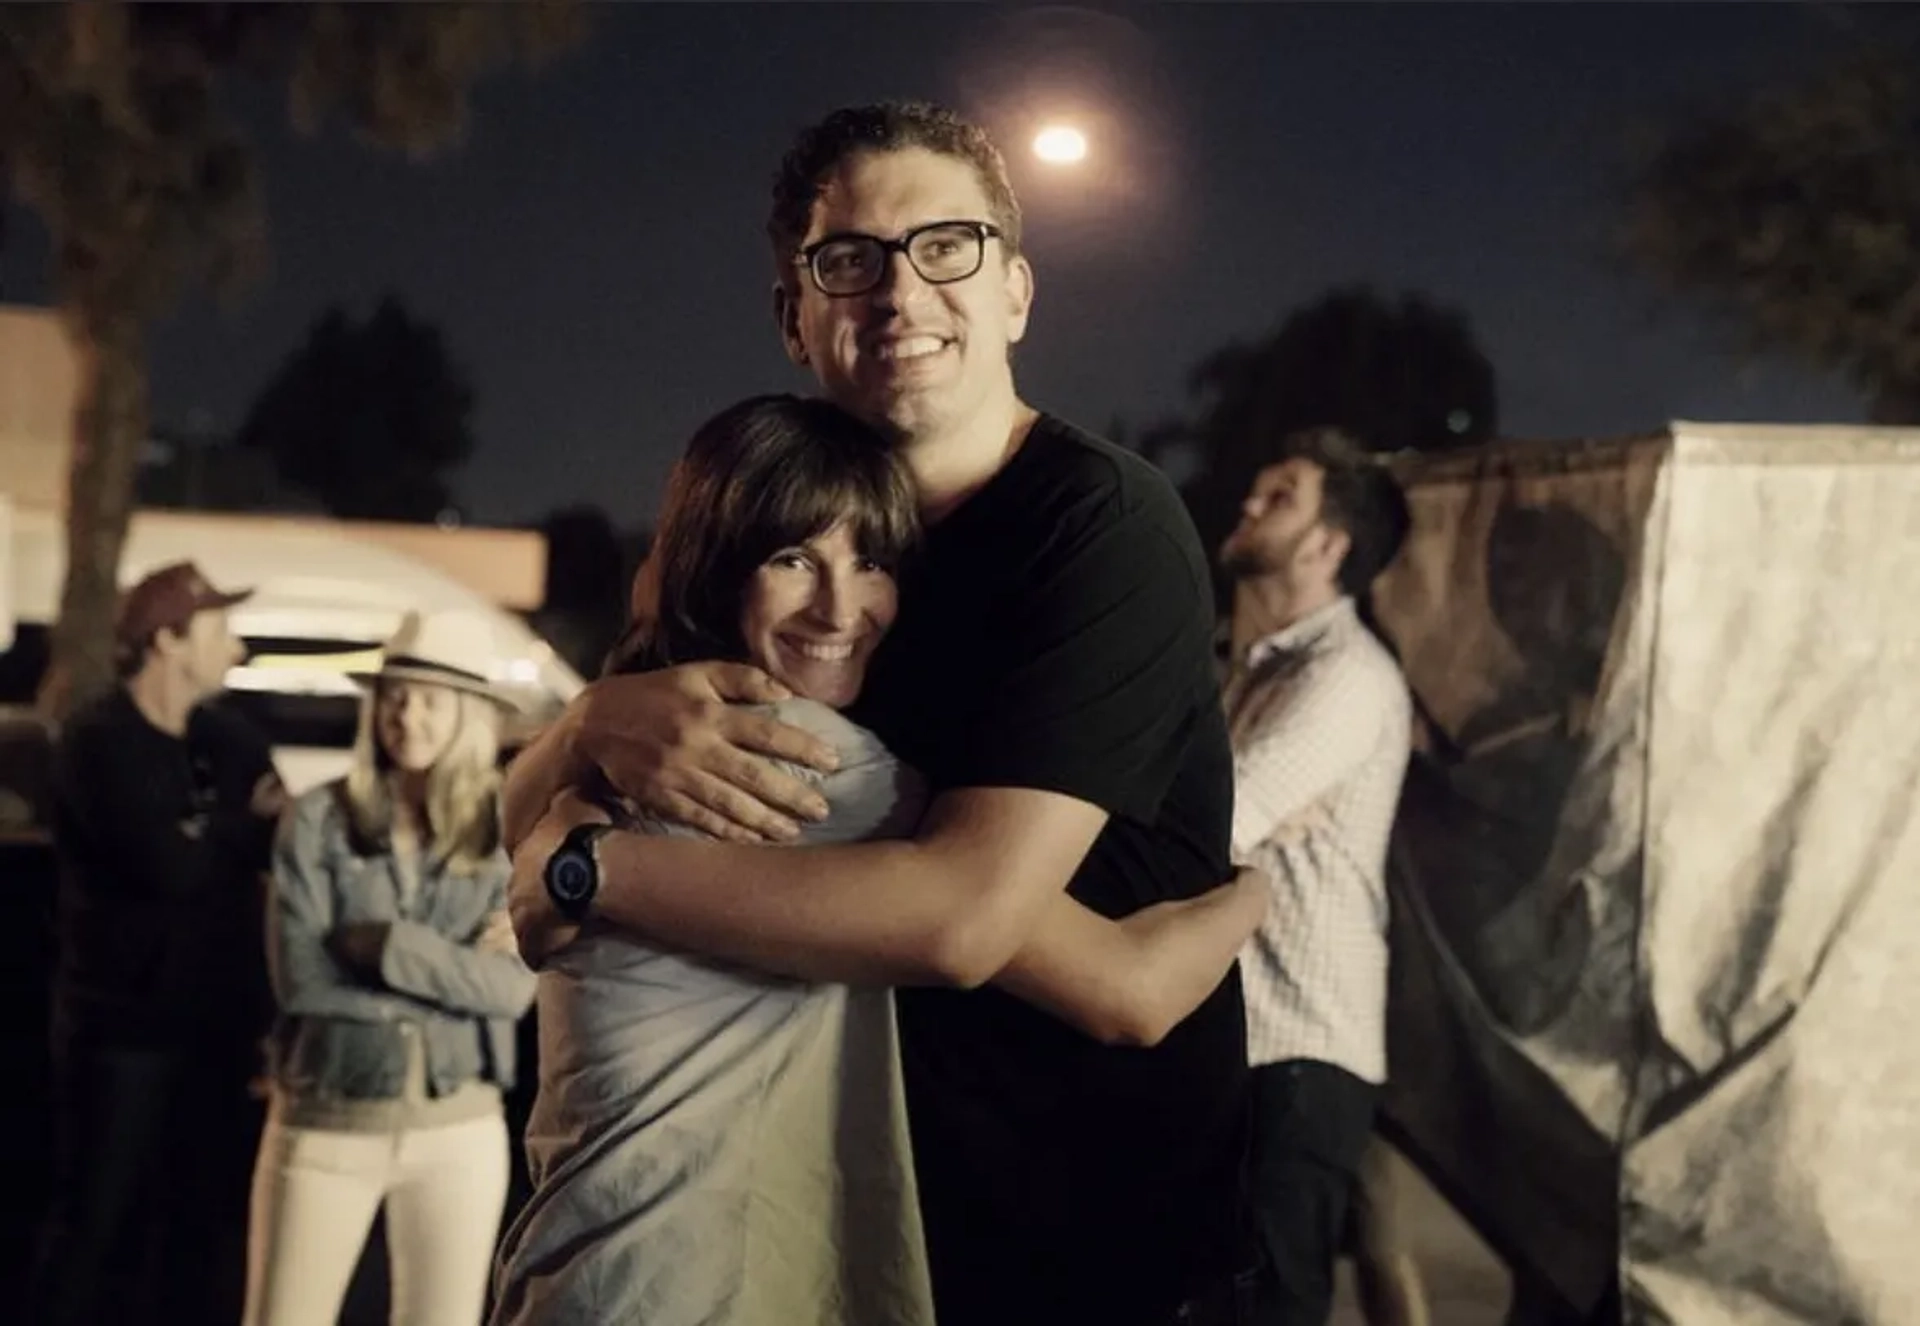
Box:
[1,0,582,715]
[1130,284,1500,596]
[529,506,648,680]
[237,295,477,522]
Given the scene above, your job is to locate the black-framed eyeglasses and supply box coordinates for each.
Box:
[795,220,1004,298]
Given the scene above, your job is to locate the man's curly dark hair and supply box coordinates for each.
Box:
[768,101,1023,291]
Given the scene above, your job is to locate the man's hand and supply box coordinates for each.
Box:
[507,662,840,851]
[325,922,390,980]
[508,789,612,968]
[576,662,841,842]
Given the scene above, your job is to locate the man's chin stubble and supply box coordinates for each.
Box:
[1219,549,1263,581]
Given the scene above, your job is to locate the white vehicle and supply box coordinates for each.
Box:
[1,501,583,809]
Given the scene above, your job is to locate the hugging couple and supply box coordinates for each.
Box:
[492,100,1265,1326]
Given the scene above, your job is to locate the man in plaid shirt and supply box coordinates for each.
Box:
[1219,429,1415,1326]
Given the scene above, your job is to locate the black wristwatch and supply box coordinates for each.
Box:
[543,822,614,922]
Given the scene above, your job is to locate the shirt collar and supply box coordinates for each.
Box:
[1243,595,1356,670]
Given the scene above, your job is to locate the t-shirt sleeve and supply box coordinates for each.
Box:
[939,505,1212,822]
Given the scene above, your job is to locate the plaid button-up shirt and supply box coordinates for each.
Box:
[1225,596,1411,1083]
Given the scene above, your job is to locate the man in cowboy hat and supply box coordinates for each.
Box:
[34,560,286,1326]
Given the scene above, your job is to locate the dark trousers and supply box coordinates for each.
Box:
[1247,1059,1380,1326]
[33,1042,262,1326]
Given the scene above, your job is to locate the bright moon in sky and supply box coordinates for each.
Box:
[1032,125,1089,165]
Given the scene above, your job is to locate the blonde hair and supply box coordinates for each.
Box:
[343,683,503,875]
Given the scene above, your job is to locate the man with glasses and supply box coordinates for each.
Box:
[504,102,1253,1326]
[803,218,1005,297]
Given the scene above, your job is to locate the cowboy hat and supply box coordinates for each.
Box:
[353,609,511,705]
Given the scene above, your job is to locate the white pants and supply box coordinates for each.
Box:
[243,1111,510,1326]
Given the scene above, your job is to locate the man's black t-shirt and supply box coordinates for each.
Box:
[51,688,277,1052]
[852,415,1251,1325]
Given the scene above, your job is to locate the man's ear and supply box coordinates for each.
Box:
[772,282,808,366]
[1004,253,1034,346]
[1315,525,1353,584]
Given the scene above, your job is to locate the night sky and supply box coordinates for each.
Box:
[2,3,1870,527]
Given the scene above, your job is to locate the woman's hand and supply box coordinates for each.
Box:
[471,909,521,956]
[508,789,612,968]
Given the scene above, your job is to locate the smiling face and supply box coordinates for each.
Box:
[777,147,1033,446]
[373,678,466,775]
[738,521,899,709]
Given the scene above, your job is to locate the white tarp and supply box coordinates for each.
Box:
[1372,423,1920,1324]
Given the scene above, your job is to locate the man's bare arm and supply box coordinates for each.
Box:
[513,785,1105,987]
[512,786,1262,1044]
[994,870,1266,1047]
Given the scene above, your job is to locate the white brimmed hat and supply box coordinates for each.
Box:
[354,610,508,704]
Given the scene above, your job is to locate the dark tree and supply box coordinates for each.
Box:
[1619,48,1920,423]
[0,1,580,715]
[529,504,631,678]
[237,296,477,522]
[1143,284,1498,572]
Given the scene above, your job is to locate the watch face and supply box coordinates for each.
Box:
[548,849,595,904]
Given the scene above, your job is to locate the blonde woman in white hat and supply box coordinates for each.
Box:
[242,609,536,1326]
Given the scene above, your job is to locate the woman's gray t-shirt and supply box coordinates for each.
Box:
[490,699,934,1326]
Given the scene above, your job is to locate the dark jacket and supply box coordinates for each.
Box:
[51,689,276,1050]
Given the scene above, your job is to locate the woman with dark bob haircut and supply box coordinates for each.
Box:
[493,395,1264,1326]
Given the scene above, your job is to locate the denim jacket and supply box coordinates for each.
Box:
[265,781,535,1102]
